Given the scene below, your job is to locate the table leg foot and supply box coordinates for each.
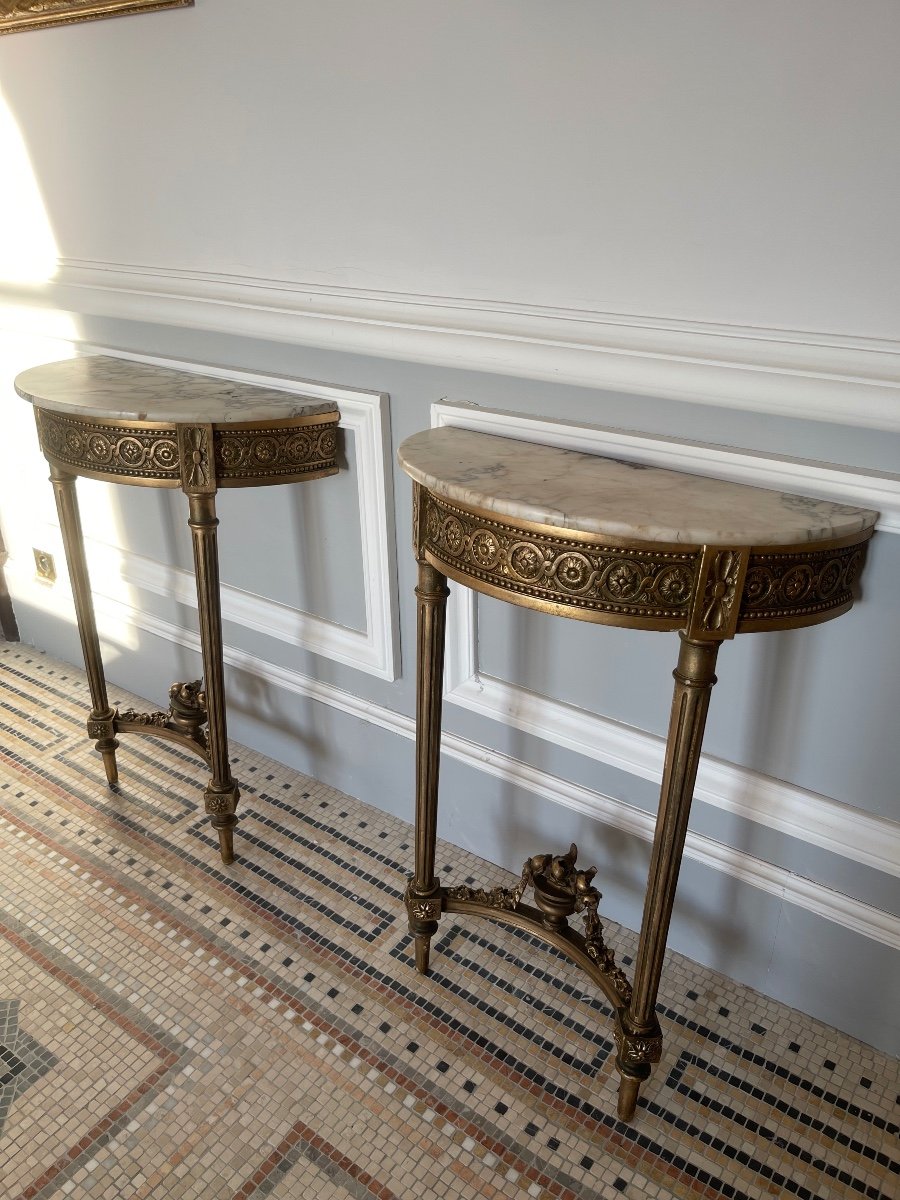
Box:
[414,935,432,975]
[617,1074,642,1121]
[214,819,235,865]
[100,747,119,788]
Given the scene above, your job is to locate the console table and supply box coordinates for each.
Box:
[398,425,877,1120]
[15,355,340,865]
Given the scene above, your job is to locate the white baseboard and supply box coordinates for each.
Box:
[448,669,900,881]
[435,402,900,880]
[4,258,900,431]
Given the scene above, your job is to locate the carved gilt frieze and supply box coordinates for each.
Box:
[421,493,699,625]
[35,410,339,488]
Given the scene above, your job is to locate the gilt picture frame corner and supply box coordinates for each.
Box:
[0,0,193,36]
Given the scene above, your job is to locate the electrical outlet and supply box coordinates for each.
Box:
[33,548,57,584]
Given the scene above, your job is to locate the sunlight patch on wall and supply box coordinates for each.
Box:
[0,87,59,285]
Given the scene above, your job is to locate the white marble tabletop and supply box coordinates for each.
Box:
[398,427,879,547]
[14,356,338,424]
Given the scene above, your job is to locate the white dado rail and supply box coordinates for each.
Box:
[5,260,900,432]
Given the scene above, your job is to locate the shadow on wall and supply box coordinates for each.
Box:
[0,519,20,640]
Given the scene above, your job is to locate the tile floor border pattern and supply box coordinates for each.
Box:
[0,806,624,1200]
[1,657,900,1200]
[0,645,896,1200]
[0,1000,58,1142]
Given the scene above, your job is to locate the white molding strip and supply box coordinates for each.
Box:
[436,402,900,879]
[118,546,380,679]
[4,258,900,432]
[72,588,900,954]
[80,347,401,681]
[448,670,900,881]
[433,402,900,535]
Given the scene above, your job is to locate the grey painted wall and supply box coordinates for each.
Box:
[3,317,898,1055]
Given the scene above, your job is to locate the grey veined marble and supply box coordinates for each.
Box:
[398,427,879,547]
[14,356,338,424]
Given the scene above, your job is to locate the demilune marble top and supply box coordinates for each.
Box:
[14,356,338,424]
[398,427,879,548]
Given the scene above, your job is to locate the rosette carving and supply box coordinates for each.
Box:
[35,410,339,487]
[738,540,870,627]
[87,714,116,740]
[693,549,746,637]
[656,565,693,606]
[403,880,443,924]
[508,541,545,580]
[317,428,337,458]
[178,426,213,491]
[204,790,237,816]
[421,493,698,625]
[554,552,596,594]
[614,1026,663,1066]
[36,411,184,482]
[470,529,501,569]
[214,420,339,481]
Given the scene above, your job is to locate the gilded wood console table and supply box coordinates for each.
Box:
[398,426,877,1121]
[15,355,339,865]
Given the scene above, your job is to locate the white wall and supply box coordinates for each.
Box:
[0,1,898,1053]
[4,1,900,328]
[1,1,899,426]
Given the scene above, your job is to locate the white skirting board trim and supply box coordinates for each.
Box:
[434,403,900,879]
[81,589,900,954]
[448,667,900,881]
[4,258,900,431]
[75,347,401,681]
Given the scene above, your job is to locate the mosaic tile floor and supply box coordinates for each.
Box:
[0,644,897,1200]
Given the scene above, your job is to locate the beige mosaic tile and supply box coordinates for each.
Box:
[0,645,896,1200]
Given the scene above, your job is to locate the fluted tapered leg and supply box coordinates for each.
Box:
[616,634,721,1119]
[407,558,450,973]
[188,492,239,865]
[49,465,119,786]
